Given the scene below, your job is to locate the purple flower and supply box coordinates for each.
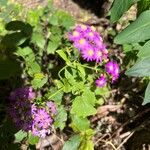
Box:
[47,101,57,115]
[68,24,108,63]
[73,38,88,51]
[9,87,35,101]
[81,46,95,61]
[8,87,57,138]
[95,74,107,87]
[105,61,120,81]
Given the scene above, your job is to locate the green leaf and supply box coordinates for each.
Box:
[28,133,39,145]
[15,47,33,59]
[0,0,8,6]
[126,57,150,77]
[31,73,48,89]
[27,9,43,26]
[115,10,150,44]
[56,50,70,64]
[45,87,63,105]
[143,82,150,105]
[14,130,27,143]
[82,89,96,106]
[54,105,67,130]
[49,10,74,28]
[123,44,133,52]
[1,32,26,48]
[27,62,41,76]
[71,115,90,132]
[62,79,72,93]
[47,41,59,54]
[71,95,96,118]
[137,0,150,15]
[5,21,26,31]
[79,140,94,150]
[95,87,110,98]
[0,59,21,80]
[76,63,86,78]
[137,40,150,58]
[32,32,45,49]
[57,11,74,29]
[62,135,81,150]
[110,0,137,23]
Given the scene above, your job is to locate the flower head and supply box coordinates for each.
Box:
[105,61,120,81]
[68,24,108,63]
[95,74,107,87]
[8,87,57,138]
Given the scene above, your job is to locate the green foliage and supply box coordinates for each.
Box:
[0,59,21,79]
[79,129,95,150]
[137,40,150,57]
[54,105,67,130]
[137,0,150,15]
[0,1,111,148]
[115,10,150,44]
[14,130,27,143]
[110,0,140,23]
[71,115,90,132]
[143,82,150,104]
[62,135,81,150]
[112,0,150,105]
[126,57,150,77]
[28,133,39,145]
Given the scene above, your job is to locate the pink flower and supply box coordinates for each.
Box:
[95,74,107,87]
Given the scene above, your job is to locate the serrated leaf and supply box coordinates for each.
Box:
[31,73,48,89]
[47,41,59,54]
[95,87,110,98]
[77,63,86,78]
[32,33,45,49]
[46,87,63,105]
[28,133,39,145]
[137,40,150,58]
[62,135,81,150]
[54,106,67,130]
[82,90,96,106]
[71,115,90,132]
[16,47,33,59]
[115,10,150,44]
[56,50,70,64]
[62,78,72,93]
[14,130,27,143]
[27,62,41,77]
[126,57,150,77]
[71,96,96,117]
[143,82,150,105]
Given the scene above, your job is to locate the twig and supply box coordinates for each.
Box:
[110,108,150,139]
[97,139,117,150]
[116,131,134,150]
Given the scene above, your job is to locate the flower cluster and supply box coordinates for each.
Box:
[68,24,120,87]
[68,24,108,62]
[9,87,57,138]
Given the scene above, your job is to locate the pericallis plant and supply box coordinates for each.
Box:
[0,1,120,149]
